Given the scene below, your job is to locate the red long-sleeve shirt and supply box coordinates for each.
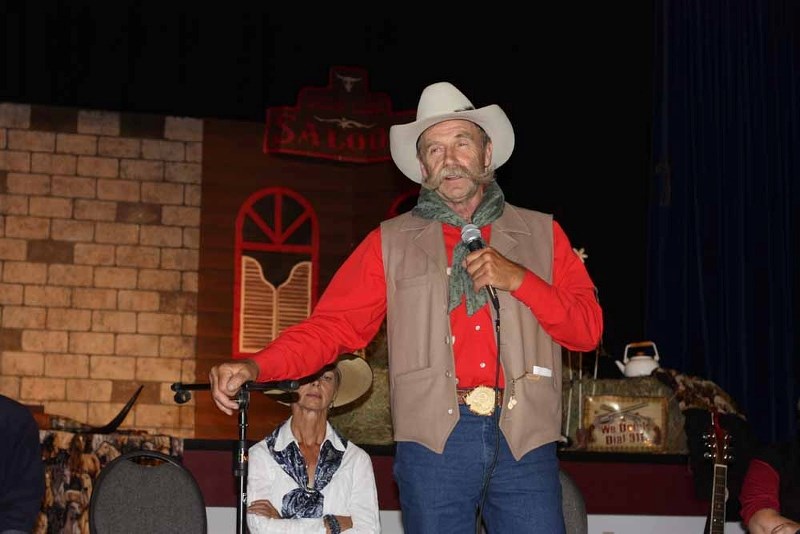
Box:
[250,220,603,387]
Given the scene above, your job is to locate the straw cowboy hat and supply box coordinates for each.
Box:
[389,81,515,183]
[265,353,373,408]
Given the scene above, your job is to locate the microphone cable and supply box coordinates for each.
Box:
[475,295,502,534]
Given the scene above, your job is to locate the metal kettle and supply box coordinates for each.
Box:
[615,341,661,377]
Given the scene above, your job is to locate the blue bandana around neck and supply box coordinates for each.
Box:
[266,423,347,519]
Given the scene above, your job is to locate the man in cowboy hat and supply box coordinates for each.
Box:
[210,81,603,533]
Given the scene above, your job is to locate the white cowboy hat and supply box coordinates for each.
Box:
[264,353,373,408]
[389,81,515,183]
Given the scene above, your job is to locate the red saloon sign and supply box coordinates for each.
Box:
[264,66,416,163]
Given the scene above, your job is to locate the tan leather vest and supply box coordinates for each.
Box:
[380,204,563,460]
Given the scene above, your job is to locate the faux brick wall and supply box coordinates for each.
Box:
[0,102,202,438]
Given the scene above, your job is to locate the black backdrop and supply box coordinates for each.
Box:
[1,3,654,382]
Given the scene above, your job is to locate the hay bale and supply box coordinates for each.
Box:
[330,367,393,445]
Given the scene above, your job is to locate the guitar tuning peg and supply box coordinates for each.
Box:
[703,452,712,459]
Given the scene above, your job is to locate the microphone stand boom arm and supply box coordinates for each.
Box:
[170,379,300,534]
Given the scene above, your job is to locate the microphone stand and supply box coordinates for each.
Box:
[171,379,299,534]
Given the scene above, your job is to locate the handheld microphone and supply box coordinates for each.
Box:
[460,224,500,309]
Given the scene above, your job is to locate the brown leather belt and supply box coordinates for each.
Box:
[456,386,503,416]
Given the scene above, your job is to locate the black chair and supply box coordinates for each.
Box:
[89,449,207,534]
[559,469,588,534]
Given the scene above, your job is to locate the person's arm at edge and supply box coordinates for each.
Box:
[247,229,387,383]
[511,220,603,351]
[740,458,799,534]
[0,406,45,532]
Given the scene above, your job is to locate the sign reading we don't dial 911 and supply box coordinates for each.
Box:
[581,395,668,453]
[263,66,416,164]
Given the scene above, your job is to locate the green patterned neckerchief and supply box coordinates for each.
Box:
[411,181,505,316]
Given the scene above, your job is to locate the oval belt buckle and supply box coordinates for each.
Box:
[465,386,496,416]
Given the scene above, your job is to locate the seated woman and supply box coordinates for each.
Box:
[739,398,800,534]
[246,353,380,533]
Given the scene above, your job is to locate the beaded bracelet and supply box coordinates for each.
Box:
[324,514,341,534]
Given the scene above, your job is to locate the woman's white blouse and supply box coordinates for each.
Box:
[246,419,381,533]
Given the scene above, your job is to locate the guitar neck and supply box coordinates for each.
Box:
[709,463,728,534]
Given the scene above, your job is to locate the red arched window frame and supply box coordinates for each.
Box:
[232,187,319,358]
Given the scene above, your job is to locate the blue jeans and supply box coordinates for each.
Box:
[393,405,565,534]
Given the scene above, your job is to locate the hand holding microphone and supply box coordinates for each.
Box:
[460,224,527,310]
[461,224,499,308]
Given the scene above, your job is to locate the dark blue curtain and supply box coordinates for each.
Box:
[648,0,799,443]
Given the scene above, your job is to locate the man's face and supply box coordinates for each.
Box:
[417,119,493,204]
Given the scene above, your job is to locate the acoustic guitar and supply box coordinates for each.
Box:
[704,410,732,534]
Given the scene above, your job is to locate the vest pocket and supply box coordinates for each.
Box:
[391,366,448,444]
